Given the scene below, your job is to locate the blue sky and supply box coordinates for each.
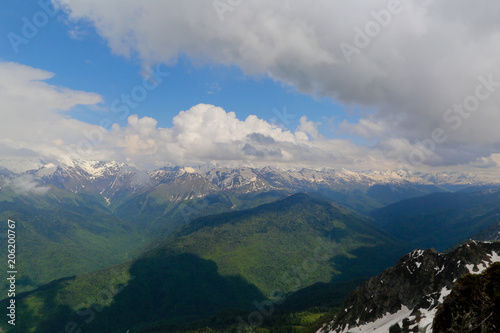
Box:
[1,0,500,176]
[0,0,353,139]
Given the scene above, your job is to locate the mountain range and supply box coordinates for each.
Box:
[1,158,500,332]
[2,158,491,215]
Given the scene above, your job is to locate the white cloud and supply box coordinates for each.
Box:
[51,0,500,170]
[340,118,391,141]
[296,116,321,140]
[108,103,365,169]
[4,175,50,195]
[1,61,384,170]
[0,61,103,160]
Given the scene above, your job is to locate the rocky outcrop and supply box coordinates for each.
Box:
[319,241,500,333]
[433,262,500,333]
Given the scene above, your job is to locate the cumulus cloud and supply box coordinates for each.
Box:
[0,61,386,170]
[296,116,321,140]
[51,0,500,170]
[107,103,377,169]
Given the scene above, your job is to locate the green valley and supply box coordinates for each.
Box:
[0,193,407,332]
[0,186,146,296]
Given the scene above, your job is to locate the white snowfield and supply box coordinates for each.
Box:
[324,249,500,333]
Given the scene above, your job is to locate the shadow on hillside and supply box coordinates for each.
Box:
[3,252,265,333]
[0,276,78,332]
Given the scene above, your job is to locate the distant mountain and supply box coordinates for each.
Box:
[371,188,500,251]
[318,241,500,333]
[0,194,407,333]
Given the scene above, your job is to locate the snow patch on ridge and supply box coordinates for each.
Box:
[465,250,500,274]
[330,306,412,333]
[489,250,500,263]
[438,286,451,303]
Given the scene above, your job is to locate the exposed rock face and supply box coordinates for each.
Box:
[319,241,500,333]
[433,262,500,333]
